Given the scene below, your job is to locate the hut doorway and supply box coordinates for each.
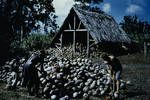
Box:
[62,31,89,54]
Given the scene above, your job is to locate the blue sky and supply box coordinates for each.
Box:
[53,0,150,26]
[100,0,150,23]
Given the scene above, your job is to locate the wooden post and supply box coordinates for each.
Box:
[20,26,23,42]
[73,31,76,56]
[77,21,82,29]
[144,42,147,56]
[73,15,76,56]
[60,33,63,49]
[87,31,89,57]
[68,22,72,29]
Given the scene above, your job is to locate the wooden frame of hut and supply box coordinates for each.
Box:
[50,6,131,56]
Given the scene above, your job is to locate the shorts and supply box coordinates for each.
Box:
[115,70,121,80]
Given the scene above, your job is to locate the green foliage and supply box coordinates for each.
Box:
[120,15,150,42]
[74,0,104,14]
[0,0,57,62]
[9,40,26,57]
[21,34,53,51]
[74,0,103,4]
[10,34,53,56]
[0,0,57,42]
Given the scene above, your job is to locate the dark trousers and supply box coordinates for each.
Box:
[22,64,39,95]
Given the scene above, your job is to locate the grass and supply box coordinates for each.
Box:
[122,63,150,100]
[118,53,150,64]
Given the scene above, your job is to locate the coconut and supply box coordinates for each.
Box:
[52,85,56,89]
[64,95,69,100]
[79,82,84,88]
[106,77,111,85]
[87,90,92,96]
[90,81,96,89]
[85,72,90,77]
[16,81,21,86]
[56,73,63,79]
[73,72,77,77]
[9,59,15,65]
[59,97,66,100]
[90,74,96,78]
[72,87,76,91]
[72,62,77,65]
[43,86,50,93]
[100,90,105,95]
[45,67,51,72]
[70,69,75,74]
[120,82,126,90]
[54,79,59,84]
[126,80,131,85]
[83,93,89,100]
[5,84,12,90]
[83,86,89,92]
[74,79,82,85]
[97,80,100,86]
[65,64,70,68]
[58,62,64,68]
[73,92,78,98]
[78,62,83,66]
[90,67,95,72]
[91,89,98,96]
[41,79,47,85]
[85,82,90,86]
[87,78,93,84]
[51,95,57,100]
[114,92,119,98]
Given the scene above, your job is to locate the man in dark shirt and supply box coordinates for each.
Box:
[22,50,45,96]
[101,53,122,96]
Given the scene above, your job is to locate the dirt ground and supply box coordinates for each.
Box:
[0,53,150,100]
[121,64,150,100]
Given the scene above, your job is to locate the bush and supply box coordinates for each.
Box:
[21,34,53,51]
[10,34,53,57]
[9,40,27,57]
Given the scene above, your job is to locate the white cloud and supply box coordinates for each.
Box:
[126,4,142,14]
[53,0,74,26]
[102,3,111,13]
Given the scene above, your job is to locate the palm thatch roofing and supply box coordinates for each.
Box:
[51,6,131,47]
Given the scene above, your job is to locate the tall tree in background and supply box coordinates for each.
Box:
[0,0,12,63]
[2,0,57,41]
[120,15,150,42]
[74,0,103,13]
[74,0,103,4]
[0,0,57,63]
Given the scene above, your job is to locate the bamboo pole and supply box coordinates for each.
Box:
[144,42,147,56]
[20,26,23,42]
[73,15,76,56]
[60,33,63,50]
[87,31,89,57]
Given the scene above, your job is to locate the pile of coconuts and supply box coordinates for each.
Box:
[0,54,127,99]
[38,56,127,99]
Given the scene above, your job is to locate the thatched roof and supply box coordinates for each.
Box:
[51,6,131,46]
[74,6,130,43]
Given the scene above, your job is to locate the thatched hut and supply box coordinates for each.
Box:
[51,6,131,56]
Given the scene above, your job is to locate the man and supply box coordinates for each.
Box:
[101,53,122,97]
[22,50,45,96]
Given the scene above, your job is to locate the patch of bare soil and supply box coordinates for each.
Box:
[121,64,150,100]
[0,82,45,100]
